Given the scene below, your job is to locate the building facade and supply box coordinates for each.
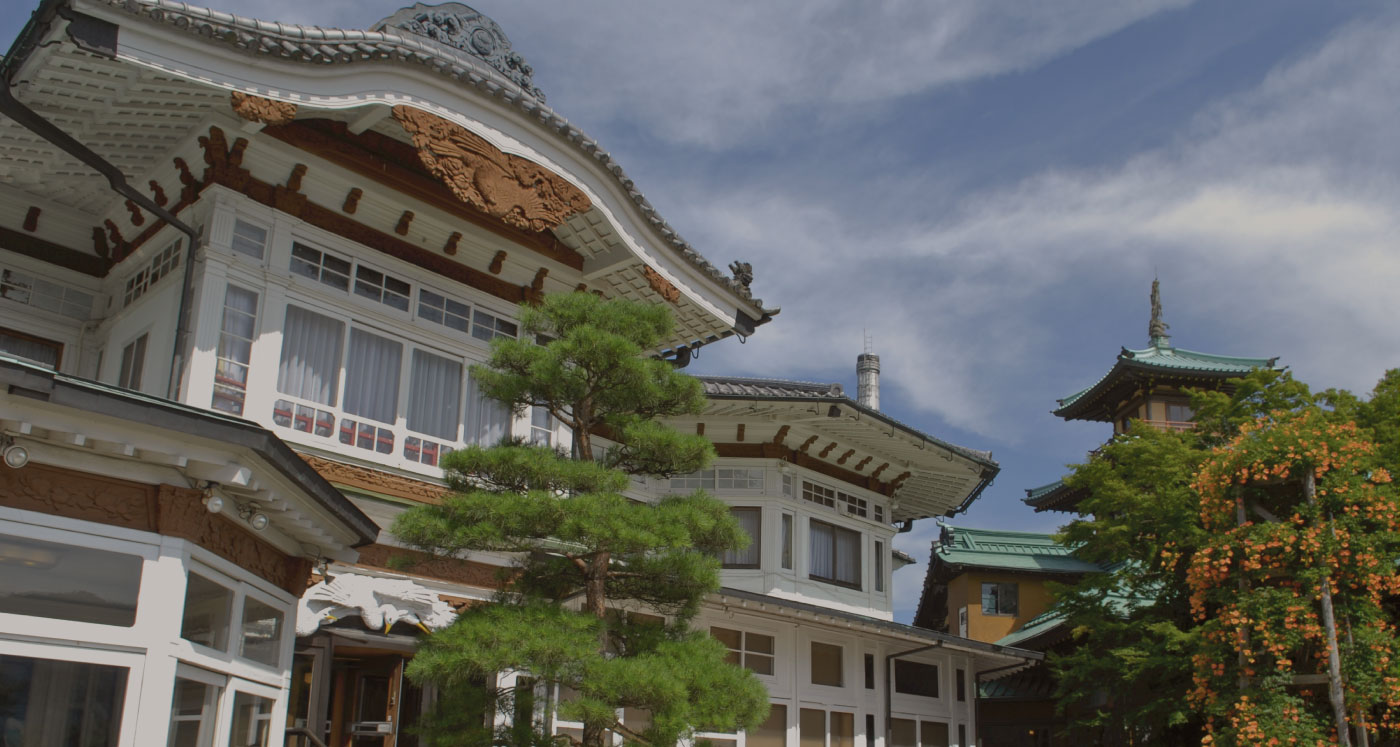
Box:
[0,1,1034,745]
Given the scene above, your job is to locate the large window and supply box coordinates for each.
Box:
[809,520,861,589]
[981,582,1018,616]
[212,285,258,414]
[890,719,950,747]
[810,641,843,687]
[0,534,143,627]
[180,570,284,668]
[800,708,853,747]
[0,267,93,320]
[894,659,939,698]
[181,573,233,651]
[747,704,787,747]
[712,627,775,675]
[723,508,761,568]
[0,655,129,746]
[0,327,62,369]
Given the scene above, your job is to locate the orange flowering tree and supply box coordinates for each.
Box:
[1187,410,1400,745]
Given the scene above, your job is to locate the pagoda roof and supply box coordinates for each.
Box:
[1053,339,1277,422]
[1022,478,1086,513]
[927,526,1101,576]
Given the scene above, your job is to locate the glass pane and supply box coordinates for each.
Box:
[711,627,742,650]
[799,709,825,747]
[169,677,222,747]
[831,712,854,747]
[890,718,917,747]
[894,660,939,698]
[811,642,843,687]
[181,573,233,650]
[921,721,949,747]
[229,691,274,747]
[748,632,775,655]
[747,653,774,676]
[780,514,792,570]
[343,328,402,425]
[276,306,344,406]
[0,655,128,747]
[747,704,786,747]
[0,535,143,626]
[241,597,285,667]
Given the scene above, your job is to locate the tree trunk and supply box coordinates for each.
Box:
[1305,470,1351,746]
[581,552,610,747]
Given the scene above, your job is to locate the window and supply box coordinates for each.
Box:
[724,507,760,568]
[123,239,182,307]
[276,305,344,407]
[404,349,463,465]
[782,473,793,496]
[1,267,92,319]
[809,519,861,589]
[875,540,885,592]
[418,288,471,333]
[810,641,843,687]
[117,333,148,390]
[181,573,233,651]
[466,374,512,446]
[894,659,939,698]
[864,653,875,689]
[921,721,949,747]
[0,534,142,626]
[290,242,351,291]
[228,692,275,746]
[981,582,1018,616]
[0,327,62,369]
[800,709,853,747]
[342,328,402,425]
[230,218,267,259]
[530,407,554,446]
[956,668,966,702]
[169,676,222,747]
[472,308,518,341]
[747,704,787,747]
[1166,402,1194,422]
[802,479,875,519]
[891,718,917,747]
[0,655,128,744]
[780,513,793,570]
[671,468,764,491]
[958,725,967,747]
[212,285,258,414]
[240,596,284,668]
[711,627,774,675]
[354,265,411,311]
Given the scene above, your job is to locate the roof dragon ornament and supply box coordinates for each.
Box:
[375,3,545,101]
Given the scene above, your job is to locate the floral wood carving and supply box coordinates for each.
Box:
[230,91,298,126]
[392,105,591,232]
[301,454,447,504]
[355,544,508,590]
[156,485,310,594]
[640,266,680,304]
[0,462,155,531]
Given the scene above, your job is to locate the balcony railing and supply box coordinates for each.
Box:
[1141,419,1196,433]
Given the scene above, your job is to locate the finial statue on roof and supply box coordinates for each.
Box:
[1149,277,1170,344]
[728,261,753,292]
[375,3,545,101]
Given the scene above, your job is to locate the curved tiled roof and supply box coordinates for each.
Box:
[697,375,995,467]
[1053,340,1277,421]
[88,0,772,313]
[930,526,1100,575]
[1022,478,1086,513]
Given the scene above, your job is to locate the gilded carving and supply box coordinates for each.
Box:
[0,462,154,531]
[641,265,680,304]
[301,454,447,504]
[392,105,591,232]
[355,544,508,590]
[230,91,298,126]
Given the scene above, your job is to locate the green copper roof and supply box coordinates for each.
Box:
[1053,339,1277,422]
[1022,478,1086,513]
[931,526,1101,575]
[994,608,1068,649]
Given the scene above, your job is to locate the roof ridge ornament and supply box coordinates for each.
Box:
[374,3,545,101]
[1148,277,1171,347]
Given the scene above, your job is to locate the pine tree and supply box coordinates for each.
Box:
[392,293,769,747]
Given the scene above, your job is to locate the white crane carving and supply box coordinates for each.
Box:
[296,573,457,636]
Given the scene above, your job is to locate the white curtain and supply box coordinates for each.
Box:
[835,527,861,585]
[343,328,402,425]
[466,373,510,445]
[809,522,834,580]
[276,305,344,405]
[407,349,462,440]
[723,508,761,567]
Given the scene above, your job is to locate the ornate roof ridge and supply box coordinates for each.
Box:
[94,0,772,313]
[1120,343,1277,367]
[696,375,844,395]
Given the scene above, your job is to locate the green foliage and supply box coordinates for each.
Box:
[1051,367,1400,745]
[392,294,767,747]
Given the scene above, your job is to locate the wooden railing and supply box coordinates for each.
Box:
[285,727,330,747]
[1141,419,1195,433]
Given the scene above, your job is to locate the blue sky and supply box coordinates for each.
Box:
[6,0,1399,622]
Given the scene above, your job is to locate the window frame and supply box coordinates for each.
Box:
[893,659,940,699]
[809,640,845,688]
[710,626,775,677]
[722,506,762,569]
[808,518,863,591]
[980,582,1019,617]
[117,332,149,390]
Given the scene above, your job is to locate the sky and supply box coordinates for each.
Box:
[6,0,1400,623]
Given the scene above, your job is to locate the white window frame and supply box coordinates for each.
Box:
[0,637,146,747]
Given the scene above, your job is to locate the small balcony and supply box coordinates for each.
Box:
[1140,419,1195,433]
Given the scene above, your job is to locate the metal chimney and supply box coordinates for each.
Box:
[857,353,880,410]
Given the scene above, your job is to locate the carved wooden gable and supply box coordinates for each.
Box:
[392,106,590,232]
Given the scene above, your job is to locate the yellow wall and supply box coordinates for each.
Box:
[944,571,1056,644]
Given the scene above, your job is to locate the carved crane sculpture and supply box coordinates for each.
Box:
[296,573,457,636]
